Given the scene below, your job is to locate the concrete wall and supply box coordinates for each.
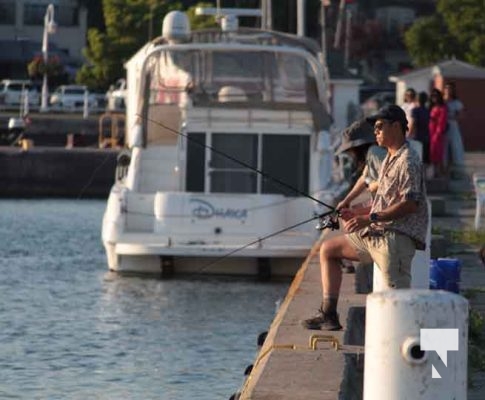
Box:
[0,148,117,198]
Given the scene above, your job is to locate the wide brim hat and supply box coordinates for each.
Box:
[336,119,376,154]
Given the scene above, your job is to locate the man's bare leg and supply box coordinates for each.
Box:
[321,235,361,308]
[302,235,360,330]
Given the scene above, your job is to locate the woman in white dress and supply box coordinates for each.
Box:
[444,82,465,172]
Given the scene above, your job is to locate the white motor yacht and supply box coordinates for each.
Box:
[102,9,346,277]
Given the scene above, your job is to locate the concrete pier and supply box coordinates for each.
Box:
[242,237,365,398]
[240,152,485,400]
[240,231,366,399]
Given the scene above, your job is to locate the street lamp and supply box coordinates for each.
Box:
[40,4,57,113]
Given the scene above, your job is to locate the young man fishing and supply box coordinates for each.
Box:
[303,104,429,331]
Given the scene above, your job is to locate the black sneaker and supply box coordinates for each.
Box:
[301,309,342,331]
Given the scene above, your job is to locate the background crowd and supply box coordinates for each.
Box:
[401,83,465,179]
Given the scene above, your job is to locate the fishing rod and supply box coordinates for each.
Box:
[141,115,336,211]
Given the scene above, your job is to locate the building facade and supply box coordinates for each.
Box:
[0,0,87,78]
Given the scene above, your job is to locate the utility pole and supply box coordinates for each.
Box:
[261,0,272,30]
[334,0,346,48]
[344,9,352,68]
[319,1,332,114]
[297,0,306,36]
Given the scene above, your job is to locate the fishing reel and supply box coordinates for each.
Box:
[315,211,340,231]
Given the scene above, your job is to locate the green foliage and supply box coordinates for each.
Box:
[186,2,218,30]
[468,308,485,373]
[431,227,485,246]
[462,293,485,381]
[405,0,485,67]
[77,0,182,91]
[405,16,456,67]
[77,1,225,91]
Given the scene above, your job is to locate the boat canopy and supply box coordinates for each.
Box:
[142,46,322,107]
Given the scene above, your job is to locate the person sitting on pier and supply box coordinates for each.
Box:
[335,118,387,209]
[303,105,429,331]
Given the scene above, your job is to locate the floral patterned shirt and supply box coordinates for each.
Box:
[368,141,428,250]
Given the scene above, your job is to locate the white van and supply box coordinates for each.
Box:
[0,79,40,107]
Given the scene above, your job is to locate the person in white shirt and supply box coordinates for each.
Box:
[401,88,418,137]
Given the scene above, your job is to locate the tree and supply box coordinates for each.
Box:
[404,15,459,67]
[405,0,485,67]
[77,0,182,91]
[185,2,218,30]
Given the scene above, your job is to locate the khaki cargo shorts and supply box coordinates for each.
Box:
[346,230,416,289]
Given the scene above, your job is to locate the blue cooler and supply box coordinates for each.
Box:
[429,258,461,293]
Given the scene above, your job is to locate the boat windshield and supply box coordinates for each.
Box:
[141,47,321,108]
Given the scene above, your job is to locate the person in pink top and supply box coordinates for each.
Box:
[428,88,448,178]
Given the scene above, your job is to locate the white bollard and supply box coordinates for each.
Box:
[364,289,468,400]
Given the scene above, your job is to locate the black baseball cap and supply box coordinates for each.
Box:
[366,104,408,131]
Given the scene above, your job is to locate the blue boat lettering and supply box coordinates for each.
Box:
[190,199,248,220]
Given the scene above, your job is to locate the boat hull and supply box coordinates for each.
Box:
[104,242,306,277]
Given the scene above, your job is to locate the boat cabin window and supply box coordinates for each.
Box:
[185,133,309,196]
[210,134,258,193]
[186,133,206,192]
[262,135,309,196]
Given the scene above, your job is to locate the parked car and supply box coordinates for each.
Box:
[49,85,97,111]
[106,78,126,112]
[0,79,40,108]
[360,91,396,117]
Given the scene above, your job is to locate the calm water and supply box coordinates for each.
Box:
[0,200,289,399]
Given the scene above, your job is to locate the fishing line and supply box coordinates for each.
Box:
[186,209,334,275]
[77,150,114,199]
[115,114,338,273]
[140,115,336,211]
